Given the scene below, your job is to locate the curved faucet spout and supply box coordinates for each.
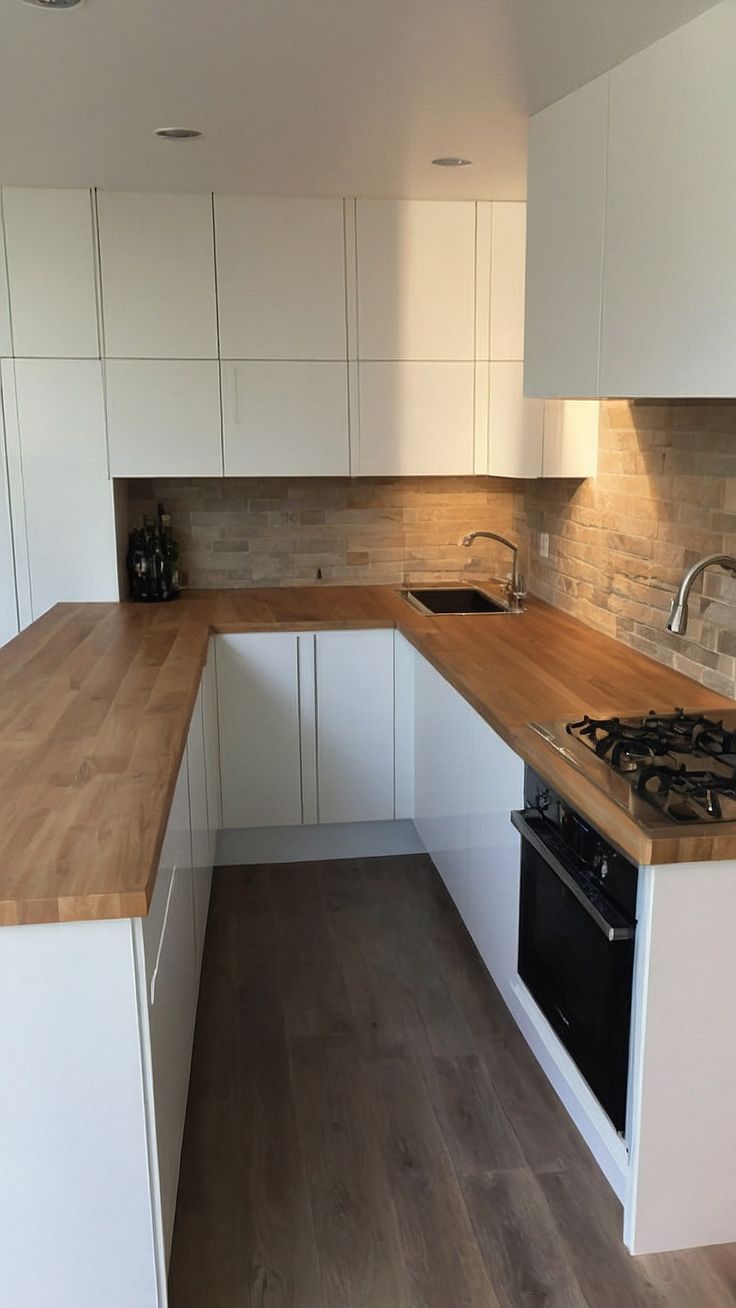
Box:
[461,529,525,612]
[667,553,736,635]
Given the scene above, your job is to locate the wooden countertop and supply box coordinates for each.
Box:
[0,585,733,926]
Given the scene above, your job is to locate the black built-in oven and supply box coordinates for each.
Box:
[512,767,638,1135]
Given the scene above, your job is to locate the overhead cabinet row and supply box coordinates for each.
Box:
[525,1,736,398]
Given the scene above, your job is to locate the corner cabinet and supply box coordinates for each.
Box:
[488,363,598,479]
[216,629,396,829]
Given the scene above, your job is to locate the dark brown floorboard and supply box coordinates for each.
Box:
[169,853,736,1307]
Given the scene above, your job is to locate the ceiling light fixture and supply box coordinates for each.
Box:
[432,156,473,167]
[21,0,83,8]
[154,127,204,141]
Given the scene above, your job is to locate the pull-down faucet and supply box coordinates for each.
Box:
[461,530,526,613]
[667,553,736,634]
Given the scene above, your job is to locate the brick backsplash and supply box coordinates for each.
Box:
[514,399,736,697]
[125,476,517,593]
[125,401,736,697]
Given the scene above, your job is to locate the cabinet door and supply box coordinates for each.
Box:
[0,391,18,647]
[488,361,544,479]
[105,359,222,476]
[464,711,523,1000]
[2,359,118,623]
[215,195,347,360]
[542,400,599,479]
[489,202,526,362]
[142,757,197,1266]
[97,191,217,360]
[357,361,474,475]
[187,685,212,976]
[315,630,395,824]
[524,76,608,398]
[356,200,476,361]
[0,206,11,355]
[2,187,100,358]
[216,632,303,828]
[201,642,222,865]
[222,360,349,476]
[413,652,473,917]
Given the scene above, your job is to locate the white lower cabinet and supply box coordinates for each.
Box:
[187,684,212,975]
[413,649,524,997]
[216,629,396,830]
[1,358,119,625]
[0,390,18,647]
[315,630,395,823]
[201,643,223,864]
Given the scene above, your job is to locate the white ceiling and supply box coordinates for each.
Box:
[0,0,720,200]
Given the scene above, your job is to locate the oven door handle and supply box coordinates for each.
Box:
[510,810,635,943]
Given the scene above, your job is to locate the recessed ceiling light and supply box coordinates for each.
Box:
[154,127,204,141]
[21,0,83,8]
[432,156,473,167]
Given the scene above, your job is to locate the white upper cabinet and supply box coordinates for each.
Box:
[215,195,347,360]
[524,75,608,397]
[0,214,11,356]
[356,199,476,360]
[222,360,349,476]
[600,6,736,397]
[2,188,100,359]
[487,362,598,479]
[1,359,118,622]
[489,202,526,361]
[542,400,599,478]
[0,394,18,647]
[97,191,218,359]
[357,361,475,475]
[105,359,222,477]
[315,630,395,824]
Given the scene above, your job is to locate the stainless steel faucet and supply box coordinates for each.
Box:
[461,530,526,612]
[667,553,736,634]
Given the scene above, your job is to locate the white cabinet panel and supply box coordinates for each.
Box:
[105,359,222,476]
[315,630,395,824]
[414,653,472,918]
[356,200,476,361]
[2,188,100,358]
[0,205,11,356]
[187,685,212,974]
[98,191,217,360]
[222,360,349,476]
[2,359,118,622]
[490,202,526,362]
[488,361,544,479]
[215,195,347,360]
[524,76,608,397]
[543,400,599,479]
[216,632,303,828]
[0,392,18,647]
[202,642,222,864]
[465,711,523,999]
[357,361,474,475]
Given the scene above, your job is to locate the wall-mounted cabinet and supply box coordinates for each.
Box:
[1,358,118,624]
[357,361,475,475]
[105,359,223,477]
[0,209,11,356]
[215,195,347,360]
[486,362,598,479]
[97,191,218,360]
[526,3,736,399]
[2,187,100,359]
[221,360,349,476]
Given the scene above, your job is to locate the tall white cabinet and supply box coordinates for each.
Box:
[1,359,118,623]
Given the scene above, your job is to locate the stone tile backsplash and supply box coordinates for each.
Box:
[125,400,736,696]
[126,476,517,592]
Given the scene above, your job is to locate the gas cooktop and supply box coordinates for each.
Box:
[531,709,736,828]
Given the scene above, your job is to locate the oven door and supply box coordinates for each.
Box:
[511,809,635,1135]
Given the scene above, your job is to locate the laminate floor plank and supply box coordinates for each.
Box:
[169,855,736,1308]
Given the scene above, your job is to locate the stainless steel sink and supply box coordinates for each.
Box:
[398,586,510,615]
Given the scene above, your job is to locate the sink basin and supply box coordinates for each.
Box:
[399,587,509,615]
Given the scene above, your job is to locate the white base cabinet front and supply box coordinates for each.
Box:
[413,650,523,998]
[0,389,18,647]
[315,629,395,823]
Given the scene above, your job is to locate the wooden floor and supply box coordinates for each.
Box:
[169,855,736,1308]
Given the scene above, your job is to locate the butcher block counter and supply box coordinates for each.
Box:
[0,585,732,925]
